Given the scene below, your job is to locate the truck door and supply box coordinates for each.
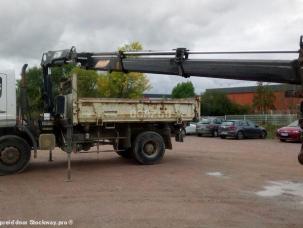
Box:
[0,73,7,123]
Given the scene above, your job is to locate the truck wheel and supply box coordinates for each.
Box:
[0,135,31,175]
[133,131,165,165]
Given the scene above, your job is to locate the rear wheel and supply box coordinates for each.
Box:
[133,131,165,165]
[236,131,244,140]
[0,136,31,175]
[260,130,267,139]
[280,139,286,142]
[220,135,226,139]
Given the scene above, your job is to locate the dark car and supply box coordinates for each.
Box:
[196,117,223,137]
[277,120,301,142]
[218,120,267,139]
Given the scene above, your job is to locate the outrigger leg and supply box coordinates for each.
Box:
[65,125,73,182]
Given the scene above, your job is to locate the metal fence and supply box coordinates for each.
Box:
[203,114,298,126]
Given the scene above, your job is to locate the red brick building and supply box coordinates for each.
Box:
[206,84,303,113]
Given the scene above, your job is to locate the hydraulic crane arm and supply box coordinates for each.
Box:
[41,36,303,112]
[41,36,303,85]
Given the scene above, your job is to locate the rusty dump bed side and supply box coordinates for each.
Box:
[73,97,200,125]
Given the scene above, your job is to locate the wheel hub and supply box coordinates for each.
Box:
[143,142,156,156]
[0,147,20,165]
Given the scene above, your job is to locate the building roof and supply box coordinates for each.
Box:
[206,84,301,94]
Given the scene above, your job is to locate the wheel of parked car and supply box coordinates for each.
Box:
[132,131,165,165]
[220,135,226,139]
[213,131,218,137]
[236,131,244,140]
[280,139,286,142]
[298,152,303,165]
[197,133,202,137]
[260,130,267,139]
[0,135,31,175]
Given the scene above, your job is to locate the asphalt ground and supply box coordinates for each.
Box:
[1,136,303,228]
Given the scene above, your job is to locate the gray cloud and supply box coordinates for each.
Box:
[0,0,302,92]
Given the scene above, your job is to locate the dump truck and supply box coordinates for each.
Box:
[0,36,303,178]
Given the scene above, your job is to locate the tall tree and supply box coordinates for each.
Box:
[252,82,276,113]
[171,81,195,98]
[97,42,151,98]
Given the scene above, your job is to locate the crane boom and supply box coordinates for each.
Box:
[41,36,303,112]
[41,46,303,85]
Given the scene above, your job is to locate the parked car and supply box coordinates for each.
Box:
[196,117,223,137]
[185,122,197,135]
[218,120,267,139]
[277,120,301,142]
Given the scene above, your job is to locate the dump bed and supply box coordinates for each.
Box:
[72,97,200,125]
[68,74,199,125]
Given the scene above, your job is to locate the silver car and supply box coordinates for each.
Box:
[196,117,223,137]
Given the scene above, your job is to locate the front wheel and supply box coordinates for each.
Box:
[133,131,165,165]
[0,136,31,175]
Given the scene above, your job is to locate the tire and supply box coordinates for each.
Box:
[260,130,267,139]
[197,133,202,137]
[236,131,244,140]
[298,152,303,165]
[213,131,218,137]
[220,135,226,139]
[280,139,286,142]
[0,135,31,175]
[133,131,165,165]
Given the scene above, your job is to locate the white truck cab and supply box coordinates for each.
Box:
[0,70,16,127]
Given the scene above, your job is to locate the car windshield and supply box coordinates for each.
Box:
[201,119,211,124]
[221,121,234,126]
[288,120,298,127]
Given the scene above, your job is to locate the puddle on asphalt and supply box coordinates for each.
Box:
[256,181,303,200]
[206,172,224,177]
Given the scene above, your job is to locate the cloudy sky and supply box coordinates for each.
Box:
[0,0,302,94]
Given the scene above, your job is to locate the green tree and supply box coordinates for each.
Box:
[171,81,195,98]
[97,42,151,98]
[201,90,250,116]
[252,82,276,113]
[19,67,43,117]
[71,67,99,97]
